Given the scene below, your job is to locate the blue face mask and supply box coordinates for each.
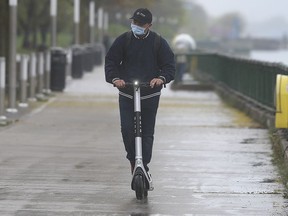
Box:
[131,23,146,35]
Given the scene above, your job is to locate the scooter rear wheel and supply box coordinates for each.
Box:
[134,174,144,200]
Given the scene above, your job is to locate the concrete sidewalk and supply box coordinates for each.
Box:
[0,66,287,215]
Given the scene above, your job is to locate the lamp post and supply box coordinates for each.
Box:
[104,12,109,34]
[98,7,103,43]
[89,1,95,44]
[7,0,18,113]
[50,0,57,47]
[74,0,80,44]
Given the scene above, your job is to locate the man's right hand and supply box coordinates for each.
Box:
[113,79,126,88]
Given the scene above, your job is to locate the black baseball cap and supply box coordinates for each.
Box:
[130,8,152,25]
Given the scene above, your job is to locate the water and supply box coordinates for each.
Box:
[250,49,288,66]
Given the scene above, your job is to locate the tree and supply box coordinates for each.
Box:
[209,13,245,39]
[0,1,9,56]
[17,0,74,51]
[179,1,209,40]
[100,0,184,40]
[18,0,50,50]
[15,0,185,50]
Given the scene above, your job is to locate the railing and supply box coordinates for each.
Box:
[190,52,288,111]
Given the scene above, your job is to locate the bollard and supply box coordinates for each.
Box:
[0,57,7,121]
[19,55,29,107]
[66,48,72,78]
[28,53,37,102]
[43,50,51,94]
[36,52,45,100]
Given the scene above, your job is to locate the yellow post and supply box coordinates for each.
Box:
[190,55,198,76]
[275,74,288,128]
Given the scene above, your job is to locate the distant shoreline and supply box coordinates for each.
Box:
[250,49,288,66]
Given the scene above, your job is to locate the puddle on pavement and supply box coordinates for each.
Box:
[241,138,257,144]
[221,104,262,128]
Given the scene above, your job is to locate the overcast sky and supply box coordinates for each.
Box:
[193,0,288,23]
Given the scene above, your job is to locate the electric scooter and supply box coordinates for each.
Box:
[126,81,154,200]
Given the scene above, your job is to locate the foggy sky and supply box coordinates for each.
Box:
[193,0,288,23]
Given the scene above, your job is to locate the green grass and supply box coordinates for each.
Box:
[17,32,73,53]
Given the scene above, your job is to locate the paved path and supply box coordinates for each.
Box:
[0,66,287,215]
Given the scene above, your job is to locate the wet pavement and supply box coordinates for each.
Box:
[0,66,287,215]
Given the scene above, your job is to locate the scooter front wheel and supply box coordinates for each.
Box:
[134,174,145,200]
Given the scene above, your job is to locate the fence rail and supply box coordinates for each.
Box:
[190,52,288,111]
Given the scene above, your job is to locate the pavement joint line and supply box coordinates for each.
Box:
[25,97,56,118]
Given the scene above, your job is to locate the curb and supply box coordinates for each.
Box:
[276,130,288,161]
[170,81,213,91]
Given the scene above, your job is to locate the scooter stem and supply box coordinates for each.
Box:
[134,82,142,160]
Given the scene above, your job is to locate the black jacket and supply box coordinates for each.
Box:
[105,30,175,98]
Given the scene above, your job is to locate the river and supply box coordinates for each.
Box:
[250,49,288,66]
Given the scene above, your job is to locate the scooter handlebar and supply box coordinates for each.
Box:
[113,81,165,88]
[124,81,150,87]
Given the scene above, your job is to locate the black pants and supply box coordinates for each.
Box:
[119,95,160,170]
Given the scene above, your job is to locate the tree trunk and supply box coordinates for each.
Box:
[0,1,9,57]
[22,30,31,49]
[39,24,49,51]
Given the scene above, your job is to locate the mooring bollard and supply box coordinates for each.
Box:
[43,50,51,94]
[19,54,29,107]
[36,52,45,99]
[0,57,7,121]
[28,53,37,102]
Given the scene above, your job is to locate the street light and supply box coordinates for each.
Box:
[98,7,103,43]
[7,0,18,113]
[74,0,80,44]
[104,12,109,33]
[89,1,95,44]
[50,0,57,47]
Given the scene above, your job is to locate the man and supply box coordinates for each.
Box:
[105,8,175,175]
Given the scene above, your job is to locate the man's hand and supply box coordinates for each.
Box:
[150,78,164,88]
[113,79,126,88]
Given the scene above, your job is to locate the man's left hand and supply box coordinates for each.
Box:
[150,78,164,88]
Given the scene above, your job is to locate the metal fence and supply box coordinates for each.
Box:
[191,52,288,111]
